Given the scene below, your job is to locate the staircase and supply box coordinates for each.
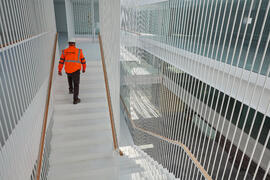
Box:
[47,56,178,179]
[48,60,114,179]
[120,146,179,180]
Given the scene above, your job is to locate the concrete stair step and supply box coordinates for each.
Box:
[53,117,109,128]
[84,67,103,72]
[49,166,119,180]
[50,143,113,158]
[119,146,179,179]
[55,96,107,105]
[51,138,113,150]
[55,91,106,101]
[50,156,117,173]
[53,112,109,122]
[55,86,105,95]
[54,101,107,111]
[52,122,110,135]
[50,149,112,166]
[54,109,109,120]
[55,86,106,95]
[55,80,105,87]
[85,60,102,66]
[51,128,112,143]
[80,75,104,81]
[55,78,105,85]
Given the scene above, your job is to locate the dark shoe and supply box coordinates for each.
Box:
[69,89,74,94]
[73,98,81,104]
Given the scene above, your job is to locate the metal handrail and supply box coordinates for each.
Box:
[98,34,123,156]
[36,33,58,180]
[120,95,212,180]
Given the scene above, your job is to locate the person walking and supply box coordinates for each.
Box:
[58,38,86,104]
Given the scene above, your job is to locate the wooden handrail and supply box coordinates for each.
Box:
[98,34,123,156]
[120,95,212,180]
[36,33,58,180]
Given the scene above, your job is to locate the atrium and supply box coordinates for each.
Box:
[0,0,269,179]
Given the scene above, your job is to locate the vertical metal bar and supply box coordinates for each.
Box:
[91,0,95,39]
[174,0,193,178]
[214,1,266,178]
[186,0,208,179]
[262,159,270,180]
[186,0,215,178]
[155,2,164,167]
[0,0,18,129]
[171,0,184,176]
[21,0,35,106]
[9,0,27,118]
[165,0,178,172]
[171,0,183,174]
[21,0,40,171]
[163,0,175,171]
[250,110,270,180]
[231,7,270,179]
[179,1,198,179]
[5,0,34,177]
[0,2,24,178]
[176,0,193,178]
[159,0,171,170]
[208,0,255,177]
[197,1,236,178]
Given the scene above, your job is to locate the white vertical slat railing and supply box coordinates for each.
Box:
[120,0,270,179]
[0,0,57,179]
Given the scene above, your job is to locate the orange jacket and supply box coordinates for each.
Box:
[58,45,86,74]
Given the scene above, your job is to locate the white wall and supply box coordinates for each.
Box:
[65,0,75,39]
[54,1,68,33]
[99,0,121,136]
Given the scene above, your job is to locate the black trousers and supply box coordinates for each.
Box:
[67,70,80,101]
